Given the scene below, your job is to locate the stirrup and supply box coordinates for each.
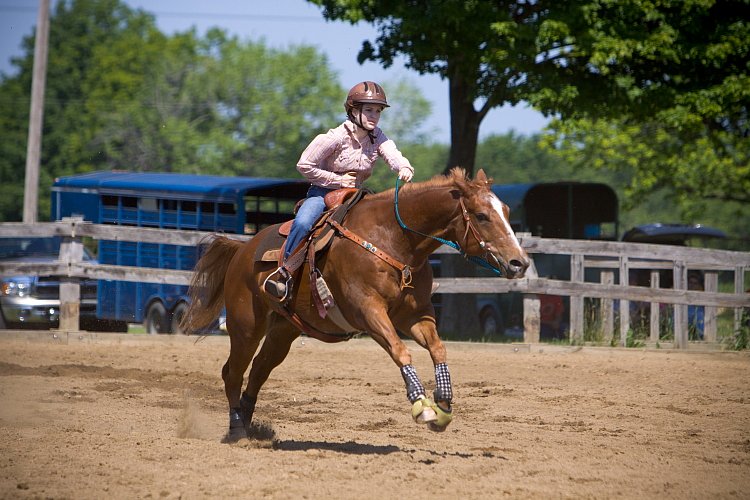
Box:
[263,266,292,301]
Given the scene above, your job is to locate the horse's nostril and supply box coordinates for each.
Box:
[509,259,527,271]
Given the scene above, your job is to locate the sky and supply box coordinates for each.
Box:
[0,0,550,143]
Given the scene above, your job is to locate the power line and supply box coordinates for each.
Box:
[0,5,323,23]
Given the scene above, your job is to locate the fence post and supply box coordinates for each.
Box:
[704,271,718,342]
[619,257,630,347]
[523,259,540,343]
[58,218,83,332]
[649,270,661,342]
[735,266,746,335]
[673,261,688,349]
[570,253,584,342]
[601,271,614,344]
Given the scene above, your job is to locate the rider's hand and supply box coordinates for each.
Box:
[340,172,357,188]
[398,168,413,182]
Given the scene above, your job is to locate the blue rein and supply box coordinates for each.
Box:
[393,177,503,276]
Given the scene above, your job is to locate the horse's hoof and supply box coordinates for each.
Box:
[222,427,248,443]
[225,406,249,443]
[427,403,453,432]
[411,396,438,424]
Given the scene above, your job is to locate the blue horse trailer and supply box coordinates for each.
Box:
[51,171,309,333]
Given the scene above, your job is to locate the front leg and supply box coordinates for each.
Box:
[362,310,444,428]
[406,315,454,431]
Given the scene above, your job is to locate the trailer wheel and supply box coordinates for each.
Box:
[170,302,189,335]
[144,302,169,334]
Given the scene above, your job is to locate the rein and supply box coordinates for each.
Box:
[394,178,503,276]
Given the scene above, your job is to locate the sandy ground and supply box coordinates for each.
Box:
[0,332,749,500]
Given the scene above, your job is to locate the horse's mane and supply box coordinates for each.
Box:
[368,167,470,201]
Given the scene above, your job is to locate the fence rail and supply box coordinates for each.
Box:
[1,219,748,348]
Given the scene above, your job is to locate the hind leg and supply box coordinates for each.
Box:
[223,297,268,441]
[226,312,298,440]
[245,313,299,400]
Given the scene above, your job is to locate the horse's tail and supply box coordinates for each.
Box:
[181,236,243,333]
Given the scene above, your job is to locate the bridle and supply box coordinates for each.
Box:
[394,178,505,276]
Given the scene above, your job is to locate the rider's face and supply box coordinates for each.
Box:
[358,104,384,130]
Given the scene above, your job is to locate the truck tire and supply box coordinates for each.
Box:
[170,302,189,335]
[144,302,169,335]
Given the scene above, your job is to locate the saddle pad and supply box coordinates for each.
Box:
[279,220,293,236]
[254,225,286,263]
[261,249,281,262]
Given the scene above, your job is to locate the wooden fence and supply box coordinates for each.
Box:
[1,218,748,348]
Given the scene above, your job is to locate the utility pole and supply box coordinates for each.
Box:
[23,0,51,223]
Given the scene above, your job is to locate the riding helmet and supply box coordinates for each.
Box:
[345,81,390,116]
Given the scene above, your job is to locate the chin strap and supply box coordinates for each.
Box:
[349,107,376,143]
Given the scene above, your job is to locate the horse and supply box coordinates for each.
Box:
[181,168,530,439]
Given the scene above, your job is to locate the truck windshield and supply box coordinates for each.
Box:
[0,237,62,259]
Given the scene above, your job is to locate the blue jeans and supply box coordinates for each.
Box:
[284,185,334,260]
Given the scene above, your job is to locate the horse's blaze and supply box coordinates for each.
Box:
[488,193,522,251]
[486,192,528,275]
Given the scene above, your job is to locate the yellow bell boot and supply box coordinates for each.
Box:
[427,402,453,432]
[411,395,438,424]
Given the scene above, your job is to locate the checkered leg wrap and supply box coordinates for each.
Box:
[433,363,453,404]
[400,364,425,403]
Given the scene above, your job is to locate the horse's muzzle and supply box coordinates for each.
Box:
[487,250,529,279]
[504,257,529,279]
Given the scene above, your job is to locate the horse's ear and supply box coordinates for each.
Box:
[475,168,493,186]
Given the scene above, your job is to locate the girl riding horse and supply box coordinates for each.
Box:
[182,168,530,440]
[265,81,414,299]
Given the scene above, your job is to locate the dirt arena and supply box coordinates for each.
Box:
[0,332,748,499]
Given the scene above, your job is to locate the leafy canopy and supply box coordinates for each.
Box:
[0,0,344,221]
[309,0,749,235]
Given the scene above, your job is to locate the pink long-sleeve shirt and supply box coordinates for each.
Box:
[296,120,413,188]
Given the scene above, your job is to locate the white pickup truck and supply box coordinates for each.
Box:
[0,237,127,332]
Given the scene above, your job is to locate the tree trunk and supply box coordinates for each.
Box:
[443,72,482,176]
[438,71,484,336]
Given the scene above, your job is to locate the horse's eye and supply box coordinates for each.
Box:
[476,213,490,222]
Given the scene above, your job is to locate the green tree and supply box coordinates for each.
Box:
[309,0,748,195]
[93,27,343,178]
[307,0,560,334]
[308,0,560,177]
[531,0,750,245]
[0,0,345,221]
[0,0,165,221]
[0,65,29,222]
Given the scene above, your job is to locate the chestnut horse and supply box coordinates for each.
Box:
[182,168,529,439]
